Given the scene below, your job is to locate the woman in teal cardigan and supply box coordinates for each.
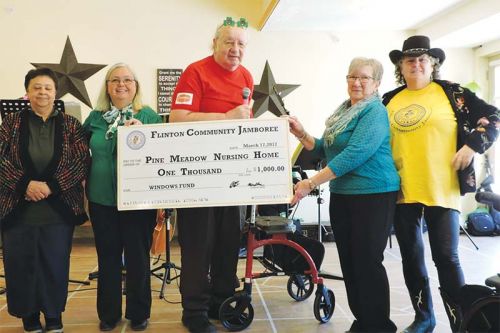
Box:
[83,63,162,332]
[289,57,400,333]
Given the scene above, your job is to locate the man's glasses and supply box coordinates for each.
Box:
[346,75,374,84]
[223,17,248,28]
[107,78,136,85]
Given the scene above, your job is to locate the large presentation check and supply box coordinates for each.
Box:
[117,118,293,210]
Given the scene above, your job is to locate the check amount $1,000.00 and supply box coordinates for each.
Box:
[254,165,286,172]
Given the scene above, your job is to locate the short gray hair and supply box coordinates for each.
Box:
[211,25,248,52]
[348,57,384,82]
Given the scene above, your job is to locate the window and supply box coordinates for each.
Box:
[489,59,500,192]
[492,64,500,107]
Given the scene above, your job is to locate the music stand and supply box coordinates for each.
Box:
[0,99,65,120]
[293,145,330,242]
[150,209,181,299]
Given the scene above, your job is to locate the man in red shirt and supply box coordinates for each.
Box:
[170,17,253,333]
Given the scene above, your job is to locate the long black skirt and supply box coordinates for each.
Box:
[2,222,74,318]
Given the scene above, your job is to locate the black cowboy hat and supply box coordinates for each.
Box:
[389,35,445,65]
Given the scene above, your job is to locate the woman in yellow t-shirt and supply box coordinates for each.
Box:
[383,35,499,333]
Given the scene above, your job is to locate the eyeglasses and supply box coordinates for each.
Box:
[107,78,136,85]
[223,17,248,28]
[346,75,374,84]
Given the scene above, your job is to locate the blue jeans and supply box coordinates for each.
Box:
[394,204,465,299]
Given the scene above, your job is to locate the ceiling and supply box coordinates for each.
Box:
[261,0,500,48]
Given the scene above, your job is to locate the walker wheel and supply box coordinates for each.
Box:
[220,294,254,331]
[287,274,314,301]
[313,288,335,323]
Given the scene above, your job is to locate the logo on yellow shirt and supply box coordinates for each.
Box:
[392,104,431,132]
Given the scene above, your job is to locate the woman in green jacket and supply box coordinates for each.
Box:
[83,63,162,332]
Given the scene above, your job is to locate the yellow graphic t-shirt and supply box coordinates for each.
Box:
[387,82,460,210]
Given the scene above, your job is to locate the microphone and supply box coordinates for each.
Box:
[242,87,251,106]
[475,191,500,211]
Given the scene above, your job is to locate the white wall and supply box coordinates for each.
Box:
[0,0,473,123]
[0,0,230,119]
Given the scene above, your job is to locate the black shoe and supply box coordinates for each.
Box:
[346,319,397,333]
[346,320,360,332]
[182,316,216,333]
[45,315,63,333]
[22,313,43,333]
[402,316,436,333]
[99,320,119,331]
[130,319,148,331]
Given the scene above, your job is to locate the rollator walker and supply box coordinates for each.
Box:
[218,206,337,331]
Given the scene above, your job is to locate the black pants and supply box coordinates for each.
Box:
[394,204,465,299]
[2,222,74,318]
[89,202,156,323]
[177,206,241,318]
[330,192,397,333]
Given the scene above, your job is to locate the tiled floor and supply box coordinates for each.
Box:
[0,228,499,333]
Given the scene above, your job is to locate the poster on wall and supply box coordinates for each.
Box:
[157,69,183,115]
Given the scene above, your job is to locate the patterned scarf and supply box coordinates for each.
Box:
[323,94,379,147]
[103,104,133,140]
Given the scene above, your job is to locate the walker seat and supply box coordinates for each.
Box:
[255,216,296,235]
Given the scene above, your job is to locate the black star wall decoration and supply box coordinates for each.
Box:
[252,60,300,118]
[31,36,106,108]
